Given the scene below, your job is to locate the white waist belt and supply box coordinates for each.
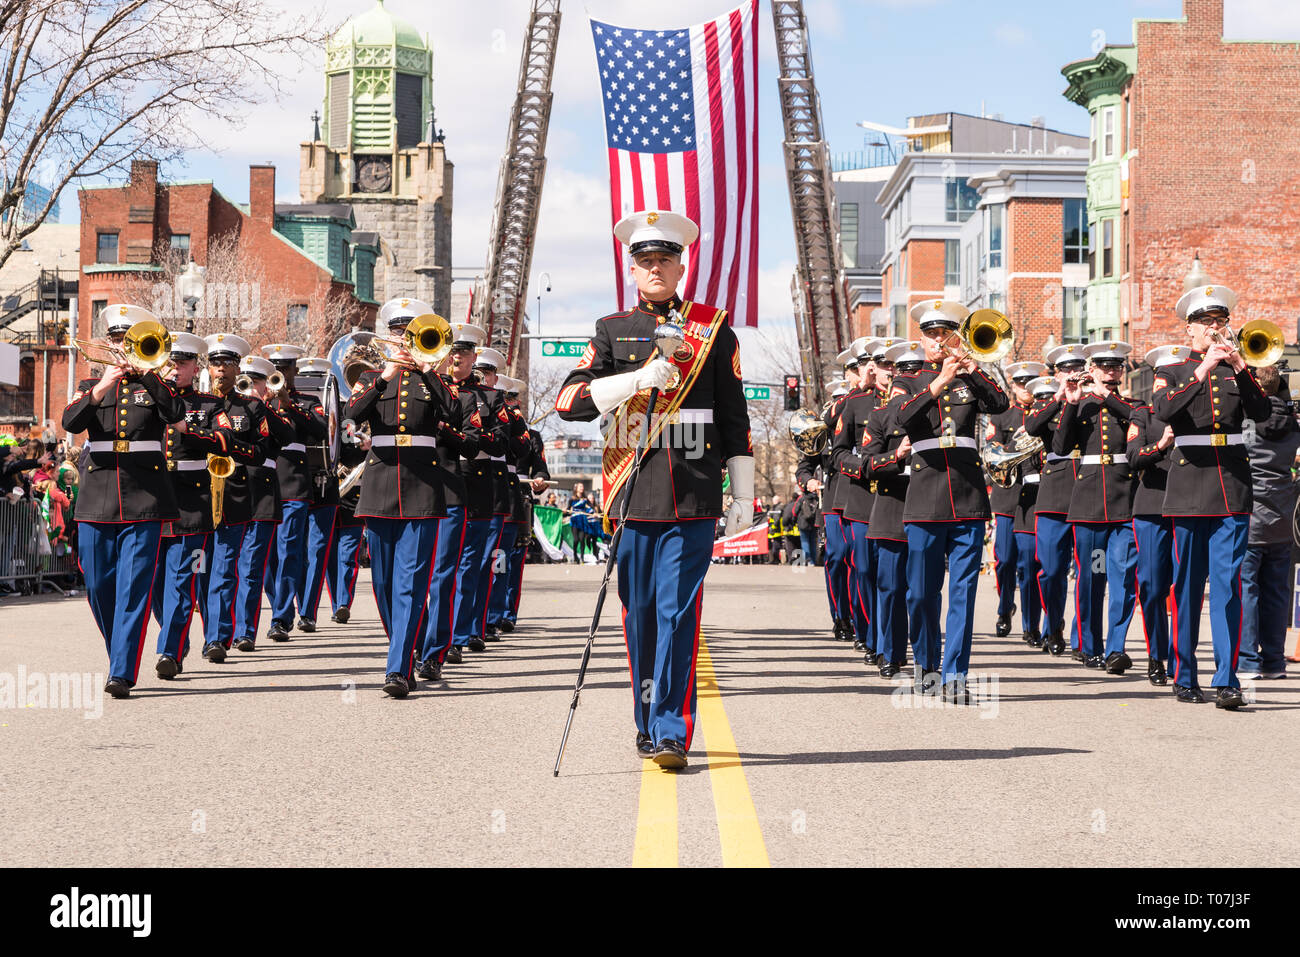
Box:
[261,458,276,468]
[171,459,208,472]
[1022,473,1040,484]
[911,436,977,453]
[475,452,507,462]
[1079,454,1122,465]
[900,465,911,477]
[506,465,518,474]
[664,409,713,424]
[281,443,306,454]
[1175,434,1243,448]
[371,435,437,448]
[1045,452,1078,463]
[86,440,162,454]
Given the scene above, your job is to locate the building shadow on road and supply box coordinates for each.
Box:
[681,745,1091,774]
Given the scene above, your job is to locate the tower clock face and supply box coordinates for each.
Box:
[354,156,392,193]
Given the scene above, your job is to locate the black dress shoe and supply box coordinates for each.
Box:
[942,680,972,705]
[382,673,410,698]
[1024,628,1043,648]
[445,646,463,664]
[332,606,351,624]
[1104,652,1133,675]
[234,636,256,652]
[297,617,316,633]
[467,636,486,652]
[1215,687,1246,710]
[417,659,442,681]
[104,678,131,699]
[852,638,865,651]
[833,618,853,642]
[1070,645,1085,662]
[635,733,655,759]
[484,623,500,641]
[267,620,290,642]
[1046,632,1066,656]
[879,661,901,679]
[1147,660,1168,686]
[499,620,516,634]
[1174,684,1205,704]
[203,642,227,664]
[155,655,179,680]
[995,614,1011,638]
[653,739,687,769]
[1085,655,1105,669]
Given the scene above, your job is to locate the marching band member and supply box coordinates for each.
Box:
[152,333,256,679]
[1127,346,1183,685]
[327,425,368,624]
[291,356,341,632]
[1153,284,1269,708]
[261,344,329,640]
[1055,342,1139,672]
[346,299,461,698]
[858,339,922,676]
[503,410,551,632]
[1026,344,1089,657]
[893,300,1008,701]
[62,305,186,698]
[555,209,753,769]
[986,361,1046,643]
[1018,375,1058,647]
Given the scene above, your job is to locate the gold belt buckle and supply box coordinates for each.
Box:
[113,440,130,453]
[395,434,412,447]
[166,459,177,471]
[1211,433,1227,447]
[939,436,955,449]
[1099,454,1112,465]
[1068,450,1080,459]
[869,481,878,493]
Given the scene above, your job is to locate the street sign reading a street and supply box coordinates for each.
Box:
[743,385,771,401]
[541,340,587,358]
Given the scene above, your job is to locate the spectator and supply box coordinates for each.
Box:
[569,482,595,563]
[766,494,785,564]
[1240,364,1300,680]
[793,486,821,565]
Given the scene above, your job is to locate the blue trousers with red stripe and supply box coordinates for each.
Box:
[1070,522,1136,658]
[1132,516,1174,669]
[503,535,527,625]
[485,521,520,630]
[267,499,309,625]
[822,512,851,624]
[1171,514,1248,691]
[366,516,438,679]
[873,538,908,665]
[617,519,713,749]
[453,517,495,644]
[993,515,1018,619]
[905,520,983,683]
[420,507,466,665]
[845,519,874,650]
[326,522,365,615]
[298,504,337,621]
[153,532,209,662]
[78,520,163,685]
[1015,530,1042,635]
[1035,512,1072,635]
[234,520,276,641]
[474,515,508,634]
[202,522,246,649]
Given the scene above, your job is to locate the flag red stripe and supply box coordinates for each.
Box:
[683,153,702,298]
[702,18,728,308]
[744,0,760,327]
[629,151,646,215]
[608,147,626,312]
[722,6,747,320]
[654,153,671,211]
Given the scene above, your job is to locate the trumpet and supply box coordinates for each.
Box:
[372,313,454,368]
[267,370,286,394]
[74,319,172,372]
[235,373,255,396]
[1208,319,1284,368]
[941,309,1014,365]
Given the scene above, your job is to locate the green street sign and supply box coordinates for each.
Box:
[541,340,587,358]
[743,385,771,401]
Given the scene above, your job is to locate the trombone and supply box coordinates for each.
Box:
[74,320,172,372]
[1209,319,1284,368]
[941,309,1014,365]
[372,313,454,368]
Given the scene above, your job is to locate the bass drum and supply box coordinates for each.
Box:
[323,372,340,473]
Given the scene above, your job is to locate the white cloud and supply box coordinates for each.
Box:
[994,22,1030,47]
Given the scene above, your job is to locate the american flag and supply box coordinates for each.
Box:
[590,0,759,327]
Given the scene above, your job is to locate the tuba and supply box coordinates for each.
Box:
[789,408,829,456]
[983,427,1044,489]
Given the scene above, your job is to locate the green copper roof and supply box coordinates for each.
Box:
[331,1,425,52]
[1061,46,1137,106]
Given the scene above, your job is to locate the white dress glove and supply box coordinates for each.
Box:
[724,454,755,537]
[588,359,676,414]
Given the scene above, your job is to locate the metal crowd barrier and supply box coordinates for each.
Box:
[0,497,81,595]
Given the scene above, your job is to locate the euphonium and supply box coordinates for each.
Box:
[788,408,829,456]
[207,453,235,527]
[983,426,1044,489]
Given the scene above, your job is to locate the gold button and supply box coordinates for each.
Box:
[706,443,712,450]
[399,426,407,433]
[401,402,407,408]
[1214,423,1221,429]
[399,413,406,420]
[119,431,126,437]
[1213,387,1219,393]
[401,391,409,397]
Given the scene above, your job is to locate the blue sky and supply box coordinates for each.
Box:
[51,0,1300,371]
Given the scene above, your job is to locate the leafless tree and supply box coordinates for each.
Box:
[0,0,330,267]
[738,324,803,498]
[523,357,574,439]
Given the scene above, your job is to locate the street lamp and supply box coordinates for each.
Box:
[535,271,552,339]
[175,260,207,332]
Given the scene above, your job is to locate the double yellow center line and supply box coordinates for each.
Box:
[632,635,769,867]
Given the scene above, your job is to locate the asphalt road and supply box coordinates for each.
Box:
[1,562,1296,867]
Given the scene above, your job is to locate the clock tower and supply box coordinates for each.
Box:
[299,0,453,316]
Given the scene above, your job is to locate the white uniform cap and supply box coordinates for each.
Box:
[297,357,332,376]
[1046,344,1089,368]
[451,323,486,349]
[379,297,434,328]
[1175,284,1238,322]
[240,355,276,378]
[884,339,925,365]
[613,209,700,256]
[909,299,970,330]
[103,303,154,334]
[827,378,850,397]
[1144,344,1189,369]
[851,337,880,362]
[204,333,251,361]
[170,332,207,358]
[1004,360,1049,380]
[872,337,907,359]
[261,343,306,364]
[1027,375,1057,398]
[836,347,859,368]
[474,347,507,371]
[496,376,523,396]
[1085,340,1132,362]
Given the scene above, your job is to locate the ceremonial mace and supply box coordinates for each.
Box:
[553,318,686,777]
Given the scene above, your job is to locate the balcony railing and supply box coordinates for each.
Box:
[0,389,35,420]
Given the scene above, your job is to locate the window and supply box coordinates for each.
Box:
[341,240,351,281]
[333,153,342,175]
[1090,110,1097,163]
[91,299,107,337]
[891,304,907,337]
[899,248,908,289]
[944,239,960,287]
[839,202,858,267]
[945,179,979,223]
[404,154,412,178]
[169,234,190,257]
[286,304,308,328]
[1102,219,1114,277]
[1088,221,1098,279]
[1063,287,1087,340]
[1063,200,1087,264]
[96,233,118,264]
[1103,107,1116,159]
[986,204,1005,270]
[988,292,1005,313]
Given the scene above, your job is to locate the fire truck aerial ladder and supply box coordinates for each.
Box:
[772,0,851,407]
[473,0,561,375]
